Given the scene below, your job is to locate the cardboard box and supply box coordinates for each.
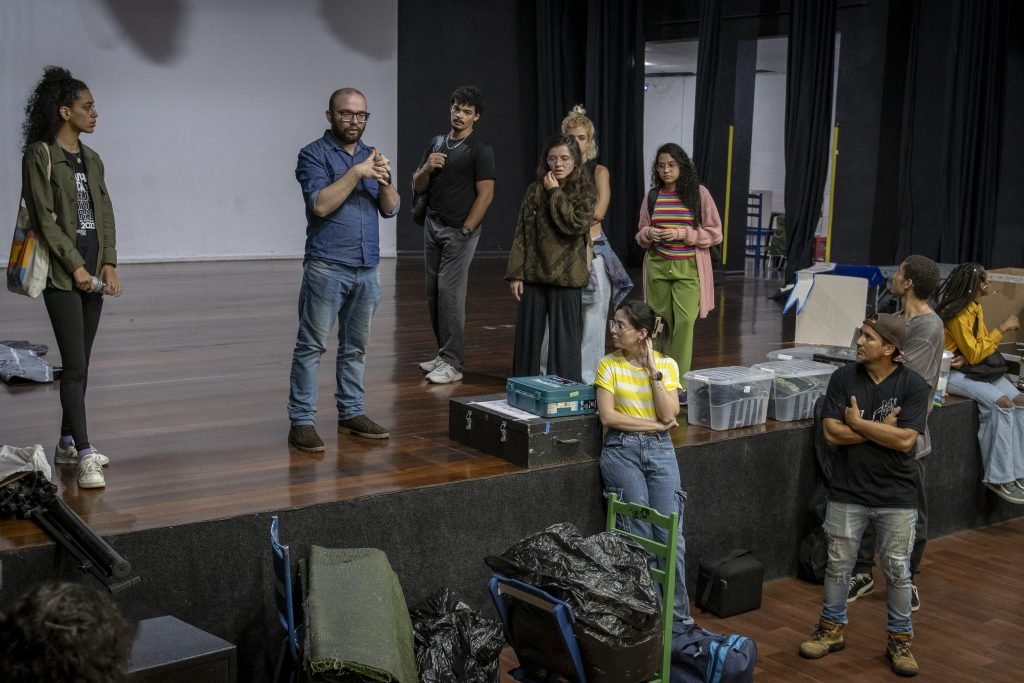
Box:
[793,274,868,346]
[983,268,1024,347]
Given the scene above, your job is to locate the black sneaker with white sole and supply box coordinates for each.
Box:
[847,573,874,602]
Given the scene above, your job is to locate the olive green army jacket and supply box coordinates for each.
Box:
[21,140,117,291]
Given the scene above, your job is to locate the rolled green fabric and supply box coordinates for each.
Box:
[305,546,417,682]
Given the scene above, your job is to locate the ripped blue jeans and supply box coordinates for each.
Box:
[600,429,692,631]
[821,501,917,634]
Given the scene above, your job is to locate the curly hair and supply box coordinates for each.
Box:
[22,66,89,152]
[900,255,940,301]
[650,143,703,227]
[0,582,134,683]
[534,133,595,205]
[450,85,484,115]
[934,262,986,323]
[561,105,597,161]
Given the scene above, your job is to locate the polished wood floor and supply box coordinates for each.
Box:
[0,258,830,550]
[500,516,1024,682]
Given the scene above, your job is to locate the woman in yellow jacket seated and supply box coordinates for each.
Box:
[935,263,1023,504]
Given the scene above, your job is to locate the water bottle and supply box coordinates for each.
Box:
[935,350,953,405]
[89,276,106,293]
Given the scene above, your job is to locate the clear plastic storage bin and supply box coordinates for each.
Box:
[750,360,837,421]
[684,367,773,430]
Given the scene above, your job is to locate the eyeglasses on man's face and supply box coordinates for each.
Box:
[337,111,370,123]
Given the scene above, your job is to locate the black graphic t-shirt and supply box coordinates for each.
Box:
[62,148,98,275]
[821,362,931,508]
[419,132,496,227]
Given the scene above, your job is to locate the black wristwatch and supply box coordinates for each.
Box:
[460,226,473,237]
[651,371,664,382]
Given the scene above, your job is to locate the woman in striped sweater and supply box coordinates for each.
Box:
[636,143,722,403]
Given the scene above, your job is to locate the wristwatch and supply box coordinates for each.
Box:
[651,371,664,382]
[460,226,473,237]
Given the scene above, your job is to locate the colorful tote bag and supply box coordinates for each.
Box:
[7,144,52,298]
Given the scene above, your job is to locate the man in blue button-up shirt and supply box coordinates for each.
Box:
[287,87,399,453]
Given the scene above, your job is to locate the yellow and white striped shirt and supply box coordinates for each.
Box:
[594,351,681,420]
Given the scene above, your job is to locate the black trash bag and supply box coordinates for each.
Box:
[486,522,661,647]
[410,589,505,683]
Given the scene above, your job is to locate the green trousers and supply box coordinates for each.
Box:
[645,255,700,388]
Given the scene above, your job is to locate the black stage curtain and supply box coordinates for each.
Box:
[535,0,587,150]
[584,0,646,265]
[693,0,722,267]
[896,1,1007,266]
[894,0,922,262]
[783,0,835,284]
[536,0,645,265]
[693,0,721,184]
[940,0,1006,265]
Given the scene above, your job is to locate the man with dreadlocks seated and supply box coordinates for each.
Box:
[934,262,1024,504]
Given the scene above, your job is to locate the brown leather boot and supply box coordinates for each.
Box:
[886,631,919,676]
[799,618,845,659]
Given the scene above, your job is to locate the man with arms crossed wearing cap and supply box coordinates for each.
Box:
[799,313,932,677]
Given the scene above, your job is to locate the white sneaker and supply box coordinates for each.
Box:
[77,454,106,489]
[55,441,78,465]
[426,360,463,384]
[419,356,442,373]
[55,443,109,466]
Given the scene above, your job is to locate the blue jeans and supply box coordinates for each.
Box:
[821,501,917,634]
[600,429,692,631]
[947,370,1024,484]
[287,259,380,425]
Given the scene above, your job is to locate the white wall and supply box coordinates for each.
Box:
[750,73,787,216]
[642,75,696,186]
[1,0,398,262]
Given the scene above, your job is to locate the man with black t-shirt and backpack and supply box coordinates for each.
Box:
[799,313,931,677]
[412,86,495,384]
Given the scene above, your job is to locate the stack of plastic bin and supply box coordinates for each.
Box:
[684,367,773,430]
[751,360,837,421]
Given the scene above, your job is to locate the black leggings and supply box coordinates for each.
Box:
[43,288,103,450]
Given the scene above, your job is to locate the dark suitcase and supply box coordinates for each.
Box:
[695,549,763,618]
[449,394,601,468]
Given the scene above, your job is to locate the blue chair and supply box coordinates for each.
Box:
[488,575,587,682]
[271,515,302,683]
[605,492,680,683]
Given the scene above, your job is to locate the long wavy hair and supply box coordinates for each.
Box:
[561,105,597,161]
[650,143,703,226]
[934,262,986,323]
[534,133,595,205]
[22,66,89,152]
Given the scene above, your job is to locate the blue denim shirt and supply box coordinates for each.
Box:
[295,131,399,267]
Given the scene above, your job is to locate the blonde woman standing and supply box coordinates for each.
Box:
[559,106,632,383]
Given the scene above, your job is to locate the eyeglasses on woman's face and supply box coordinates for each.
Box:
[608,319,635,334]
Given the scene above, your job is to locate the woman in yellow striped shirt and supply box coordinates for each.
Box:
[595,300,693,633]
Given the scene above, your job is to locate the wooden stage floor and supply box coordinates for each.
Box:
[2,258,796,549]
